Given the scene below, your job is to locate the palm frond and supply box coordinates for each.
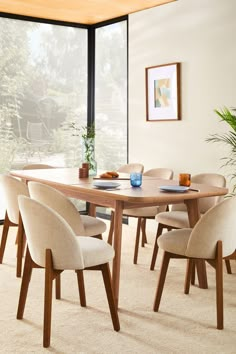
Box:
[206,131,236,149]
[206,107,236,197]
[214,107,236,131]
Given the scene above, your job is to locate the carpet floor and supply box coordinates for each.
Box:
[0,221,236,353]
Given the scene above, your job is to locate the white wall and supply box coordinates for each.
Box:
[129,0,236,190]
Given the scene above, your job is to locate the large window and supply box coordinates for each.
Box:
[0,17,87,172]
[0,16,128,220]
[0,17,88,218]
[95,20,127,170]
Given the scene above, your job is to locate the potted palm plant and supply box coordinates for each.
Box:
[206,107,236,196]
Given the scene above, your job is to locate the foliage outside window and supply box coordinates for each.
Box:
[0,18,87,173]
[95,21,127,171]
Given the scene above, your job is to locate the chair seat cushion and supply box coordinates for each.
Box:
[156,211,191,229]
[157,229,192,256]
[123,205,166,218]
[81,215,107,236]
[79,236,114,268]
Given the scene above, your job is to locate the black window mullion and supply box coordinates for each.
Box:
[87,27,95,128]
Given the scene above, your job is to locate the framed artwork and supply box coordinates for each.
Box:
[145,62,181,121]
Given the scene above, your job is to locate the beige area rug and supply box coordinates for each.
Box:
[0,221,236,354]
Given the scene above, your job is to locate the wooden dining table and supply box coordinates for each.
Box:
[10,167,228,307]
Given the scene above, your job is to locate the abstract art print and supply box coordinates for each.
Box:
[146,62,181,121]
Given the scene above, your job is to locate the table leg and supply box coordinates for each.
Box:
[185,199,208,289]
[88,203,96,217]
[112,201,123,308]
[185,199,200,227]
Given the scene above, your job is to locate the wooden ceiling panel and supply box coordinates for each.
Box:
[0,0,176,25]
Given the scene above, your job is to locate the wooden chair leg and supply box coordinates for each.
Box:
[191,260,196,285]
[153,251,171,312]
[43,249,54,348]
[184,259,193,294]
[196,259,208,289]
[107,211,114,245]
[100,263,120,331]
[150,223,164,270]
[141,218,147,246]
[76,270,86,307]
[216,241,223,330]
[133,217,142,264]
[17,247,33,319]
[0,212,10,263]
[224,260,232,274]
[22,231,27,257]
[16,215,24,278]
[55,274,61,300]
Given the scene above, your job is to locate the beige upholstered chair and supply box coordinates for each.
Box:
[150,173,227,271]
[108,168,173,264]
[28,181,107,237]
[153,196,236,330]
[117,163,144,174]
[0,175,29,277]
[28,182,107,299]
[17,196,120,348]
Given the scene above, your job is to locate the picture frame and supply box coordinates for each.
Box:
[145,62,181,121]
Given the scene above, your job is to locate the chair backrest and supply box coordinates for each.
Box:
[18,196,84,269]
[172,173,226,213]
[144,168,173,213]
[117,163,144,173]
[23,164,55,170]
[0,175,29,224]
[143,168,173,179]
[28,182,86,235]
[186,196,236,259]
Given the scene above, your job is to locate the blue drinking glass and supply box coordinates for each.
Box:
[130,172,142,187]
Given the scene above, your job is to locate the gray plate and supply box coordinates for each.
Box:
[159,185,189,193]
[93,181,121,189]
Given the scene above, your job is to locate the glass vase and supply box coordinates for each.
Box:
[82,137,97,176]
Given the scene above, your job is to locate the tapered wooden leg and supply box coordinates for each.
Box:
[196,260,208,289]
[22,231,27,257]
[17,247,33,319]
[224,260,232,274]
[43,249,54,348]
[185,199,208,289]
[76,270,86,307]
[16,215,24,278]
[133,217,142,264]
[101,263,120,331]
[55,274,61,300]
[184,259,193,294]
[150,223,164,270]
[191,261,196,285]
[0,212,10,263]
[107,211,114,245]
[216,241,223,330]
[153,251,171,311]
[141,218,147,246]
[112,200,123,308]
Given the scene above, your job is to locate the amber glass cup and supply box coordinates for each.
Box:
[179,173,191,187]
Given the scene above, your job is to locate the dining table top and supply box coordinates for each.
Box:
[10,167,228,208]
